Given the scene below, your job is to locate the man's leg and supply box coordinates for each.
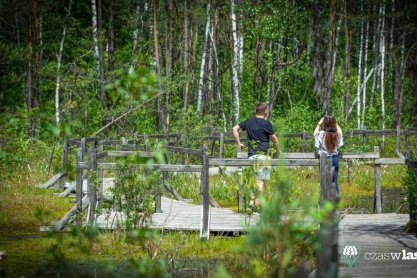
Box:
[254,179,265,207]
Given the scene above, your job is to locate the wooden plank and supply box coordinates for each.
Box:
[39,172,65,188]
[98,163,203,172]
[375,158,405,165]
[166,146,202,155]
[209,158,319,167]
[280,153,315,159]
[54,195,89,231]
[59,182,76,197]
[106,150,157,157]
[339,152,379,159]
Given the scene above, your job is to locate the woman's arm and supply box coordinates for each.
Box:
[314,118,324,135]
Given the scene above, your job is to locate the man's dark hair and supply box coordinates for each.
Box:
[256,103,268,115]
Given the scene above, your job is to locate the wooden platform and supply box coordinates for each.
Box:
[95,197,259,233]
[338,214,417,277]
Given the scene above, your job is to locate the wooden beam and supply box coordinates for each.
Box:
[166,146,202,155]
[54,195,90,231]
[209,158,319,167]
[375,158,405,165]
[98,163,203,172]
[38,172,65,188]
[106,150,157,157]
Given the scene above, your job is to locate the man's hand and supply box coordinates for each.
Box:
[237,143,245,151]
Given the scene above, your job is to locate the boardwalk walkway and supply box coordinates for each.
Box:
[338,214,417,277]
[96,197,259,233]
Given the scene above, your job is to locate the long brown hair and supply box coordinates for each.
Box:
[322,115,338,152]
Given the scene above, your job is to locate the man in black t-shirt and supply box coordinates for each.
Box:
[232,103,279,210]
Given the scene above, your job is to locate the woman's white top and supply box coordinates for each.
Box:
[314,130,344,156]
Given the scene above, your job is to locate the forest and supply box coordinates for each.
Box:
[1,0,417,277]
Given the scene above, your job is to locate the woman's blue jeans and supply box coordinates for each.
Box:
[332,155,340,195]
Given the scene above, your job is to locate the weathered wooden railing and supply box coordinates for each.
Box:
[47,137,406,234]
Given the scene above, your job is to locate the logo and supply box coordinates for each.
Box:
[340,242,361,268]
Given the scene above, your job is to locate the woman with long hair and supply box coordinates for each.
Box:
[314,114,344,197]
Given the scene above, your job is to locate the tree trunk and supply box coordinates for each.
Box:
[132,0,141,55]
[183,0,190,109]
[356,0,364,128]
[361,8,370,129]
[379,3,386,145]
[152,0,166,132]
[165,0,173,129]
[55,0,73,127]
[197,2,211,113]
[343,0,351,120]
[230,0,240,123]
[96,0,105,104]
[91,0,102,103]
[107,0,114,72]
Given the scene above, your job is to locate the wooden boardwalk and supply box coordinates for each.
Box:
[338,214,417,277]
[96,197,259,233]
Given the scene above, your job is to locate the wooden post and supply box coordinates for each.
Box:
[347,160,351,184]
[219,132,225,158]
[97,142,104,205]
[405,125,410,157]
[75,148,83,225]
[200,145,210,240]
[362,126,367,145]
[210,129,216,157]
[374,146,382,213]
[396,125,401,154]
[144,134,150,151]
[301,129,307,152]
[319,155,335,203]
[87,147,98,224]
[317,154,338,278]
[59,139,69,189]
[237,145,245,213]
[155,174,162,213]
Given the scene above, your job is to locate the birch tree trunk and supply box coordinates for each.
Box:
[361,11,369,129]
[197,2,211,112]
[165,0,173,128]
[132,0,141,55]
[379,3,386,145]
[230,0,240,123]
[55,0,73,126]
[91,0,101,100]
[343,0,351,120]
[356,1,364,128]
[183,0,190,109]
[371,4,380,107]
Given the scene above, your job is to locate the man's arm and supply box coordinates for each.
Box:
[232,125,244,150]
[270,134,279,153]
